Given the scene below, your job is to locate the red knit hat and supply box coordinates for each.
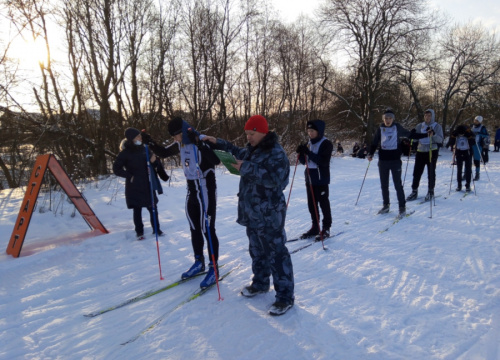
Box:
[244,115,269,134]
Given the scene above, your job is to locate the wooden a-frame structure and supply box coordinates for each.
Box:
[6,154,108,258]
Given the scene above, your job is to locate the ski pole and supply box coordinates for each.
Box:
[192,143,222,300]
[145,144,164,280]
[355,161,371,206]
[429,135,433,219]
[448,146,455,196]
[469,149,477,196]
[475,140,491,182]
[287,154,299,208]
[403,139,412,187]
[305,156,325,250]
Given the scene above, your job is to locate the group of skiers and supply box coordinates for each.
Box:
[366,109,490,218]
[113,115,297,316]
[112,109,491,316]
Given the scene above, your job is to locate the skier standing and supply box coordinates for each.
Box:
[470,116,489,181]
[367,109,411,217]
[144,118,221,289]
[296,119,333,240]
[406,109,444,202]
[448,124,475,192]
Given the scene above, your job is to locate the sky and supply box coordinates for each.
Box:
[1,146,499,359]
[272,0,500,32]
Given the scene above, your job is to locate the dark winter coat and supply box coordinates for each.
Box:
[214,132,289,230]
[148,120,220,179]
[369,122,411,161]
[113,140,162,209]
[298,122,333,186]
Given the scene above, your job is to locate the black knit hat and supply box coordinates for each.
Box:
[168,117,184,136]
[383,108,395,119]
[125,127,140,141]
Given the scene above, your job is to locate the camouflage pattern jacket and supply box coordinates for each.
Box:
[215,132,290,230]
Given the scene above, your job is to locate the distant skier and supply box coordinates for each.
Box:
[367,109,411,217]
[494,124,500,152]
[113,128,168,240]
[448,124,475,192]
[351,142,360,157]
[144,118,221,289]
[337,142,344,154]
[405,109,444,202]
[470,116,489,181]
[296,119,333,240]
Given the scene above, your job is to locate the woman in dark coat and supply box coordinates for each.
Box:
[113,127,168,240]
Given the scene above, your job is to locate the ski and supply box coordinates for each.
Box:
[286,235,315,243]
[289,231,344,254]
[416,195,441,205]
[121,267,236,345]
[460,191,472,200]
[84,264,225,318]
[379,210,415,233]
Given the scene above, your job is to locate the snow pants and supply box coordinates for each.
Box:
[186,177,219,264]
[456,150,472,187]
[378,159,406,208]
[411,149,439,191]
[306,184,332,230]
[246,226,294,305]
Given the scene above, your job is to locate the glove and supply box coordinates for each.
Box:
[296,144,309,155]
[426,127,435,136]
[141,131,155,146]
[156,163,170,182]
[187,128,198,145]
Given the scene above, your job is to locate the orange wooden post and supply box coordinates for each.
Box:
[6,154,108,258]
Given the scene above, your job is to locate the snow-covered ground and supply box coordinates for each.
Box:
[1,147,499,359]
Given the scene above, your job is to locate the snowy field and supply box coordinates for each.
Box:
[1,147,499,360]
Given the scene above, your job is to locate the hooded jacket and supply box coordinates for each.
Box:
[298,120,333,186]
[214,132,289,229]
[148,119,220,180]
[113,139,161,209]
[413,109,444,152]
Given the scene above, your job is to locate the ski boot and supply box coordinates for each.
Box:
[406,190,418,201]
[200,263,218,289]
[181,255,205,279]
[377,204,390,214]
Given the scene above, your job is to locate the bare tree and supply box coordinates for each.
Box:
[319,0,438,143]
[438,23,500,133]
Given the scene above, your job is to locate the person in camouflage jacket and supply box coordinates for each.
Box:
[204,115,295,315]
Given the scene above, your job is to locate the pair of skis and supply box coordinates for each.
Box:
[121,267,237,345]
[83,264,225,318]
[83,264,234,345]
[287,231,345,254]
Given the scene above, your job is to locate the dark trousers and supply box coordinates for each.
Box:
[306,184,332,230]
[133,206,159,235]
[456,150,472,186]
[378,160,406,208]
[247,226,294,305]
[186,179,219,263]
[411,150,439,191]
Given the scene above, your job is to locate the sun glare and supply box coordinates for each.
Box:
[9,37,49,70]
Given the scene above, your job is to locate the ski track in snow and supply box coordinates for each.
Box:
[1,148,500,359]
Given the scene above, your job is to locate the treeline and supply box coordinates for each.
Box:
[1,0,499,189]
